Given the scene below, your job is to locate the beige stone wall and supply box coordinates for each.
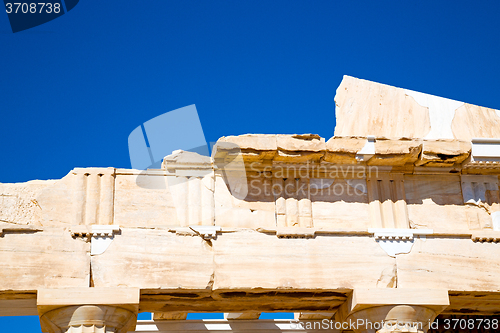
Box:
[3,77,500,323]
[2,148,499,234]
[334,75,500,141]
[0,228,89,290]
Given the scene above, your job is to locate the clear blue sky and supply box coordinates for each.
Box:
[1,1,500,331]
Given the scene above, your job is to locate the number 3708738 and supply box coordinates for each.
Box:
[5,3,61,14]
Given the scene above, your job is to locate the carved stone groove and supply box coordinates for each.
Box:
[72,168,116,226]
[367,173,409,229]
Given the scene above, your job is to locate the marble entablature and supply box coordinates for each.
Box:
[2,76,500,332]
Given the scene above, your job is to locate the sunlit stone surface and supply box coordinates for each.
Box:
[2,76,500,332]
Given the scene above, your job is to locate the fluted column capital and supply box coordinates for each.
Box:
[347,304,437,333]
[336,288,449,333]
[39,305,136,333]
[37,288,140,333]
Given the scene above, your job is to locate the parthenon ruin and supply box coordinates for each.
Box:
[2,76,500,332]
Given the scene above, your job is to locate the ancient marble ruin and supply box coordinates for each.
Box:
[2,76,500,332]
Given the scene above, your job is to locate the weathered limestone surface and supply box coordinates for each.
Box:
[35,174,73,227]
[324,136,366,164]
[3,141,494,233]
[91,229,396,298]
[213,231,395,290]
[311,178,369,230]
[0,228,90,290]
[452,103,500,141]
[397,237,500,291]
[90,228,213,289]
[0,293,37,316]
[3,76,500,332]
[404,175,470,232]
[0,180,52,226]
[37,168,116,227]
[416,140,471,167]
[369,139,422,166]
[215,173,276,228]
[113,173,179,227]
[444,293,500,315]
[334,76,431,138]
[334,75,500,141]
